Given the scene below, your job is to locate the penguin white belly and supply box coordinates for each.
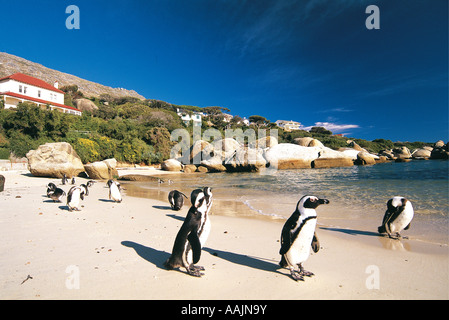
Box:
[390,205,414,233]
[68,189,80,208]
[286,219,316,266]
[199,218,211,247]
[110,184,121,202]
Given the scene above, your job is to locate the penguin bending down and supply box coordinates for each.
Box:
[106,179,122,203]
[46,183,66,202]
[378,197,414,239]
[279,195,329,281]
[80,183,89,196]
[164,189,210,277]
[67,186,85,211]
[168,190,188,211]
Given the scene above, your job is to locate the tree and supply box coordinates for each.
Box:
[310,126,332,135]
[249,115,269,127]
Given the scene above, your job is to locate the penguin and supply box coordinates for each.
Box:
[80,183,89,196]
[164,190,209,277]
[198,187,213,247]
[49,188,66,203]
[86,180,95,188]
[61,174,69,185]
[71,177,76,185]
[378,196,414,239]
[106,179,122,203]
[279,195,329,281]
[67,186,85,211]
[46,182,57,197]
[168,190,188,211]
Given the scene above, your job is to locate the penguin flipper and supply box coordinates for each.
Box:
[311,232,320,253]
[187,231,202,264]
[404,223,411,230]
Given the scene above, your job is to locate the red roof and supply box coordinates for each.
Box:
[0,72,65,94]
[0,91,82,113]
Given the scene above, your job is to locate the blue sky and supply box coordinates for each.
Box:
[1,0,447,142]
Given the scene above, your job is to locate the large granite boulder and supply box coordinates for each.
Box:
[84,158,118,179]
[73,98,98,112]
[26,142,85,178]
[161,158,183,171]
[430,141,449,159]
[411,148,432,159]
[355,152,377,165]
[263,143,319,169]
[293,137,324,148]
[393,146,412,159]
[225,147,267,172]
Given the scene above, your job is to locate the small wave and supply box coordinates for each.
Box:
[243,200,286,220]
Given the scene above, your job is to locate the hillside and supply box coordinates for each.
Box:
[0,52,145,100]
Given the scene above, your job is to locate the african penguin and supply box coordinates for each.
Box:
[67,186,85,211]
[46,183,66,202]
[378,196,414,239]
[279,195,329,281]
[71,177,76,185]
[168,190,188,211]
[198,187,213,247]
[164,189,209,277]
[106,179,122,203]
[80,183,89,196]
[46,182,57,197]
[61,174,69,185]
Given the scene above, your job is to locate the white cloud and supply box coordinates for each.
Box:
[302,122,360,133]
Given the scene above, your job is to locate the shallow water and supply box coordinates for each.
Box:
[123,160,449,246]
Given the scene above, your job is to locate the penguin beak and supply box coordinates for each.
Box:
[318,199,330,205]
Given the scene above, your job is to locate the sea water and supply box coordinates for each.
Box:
[124,160,448,245]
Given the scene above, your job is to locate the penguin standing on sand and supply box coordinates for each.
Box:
[198,187,213,247]
[67,186,85,211]
[168,190,188,211]
[279,195,329,281]
[378,196,414,239]
[61,174,69,185]
[80,183,89,196]
[46,183,58,197]
[107,179,122,203]
[164,189,209,277]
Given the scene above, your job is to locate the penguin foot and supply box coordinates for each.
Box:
[300,269,314,277]
[290,270,304,281]
[187,267,204,277]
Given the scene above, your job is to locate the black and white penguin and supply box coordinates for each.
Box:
[168,190,188,211]
[198,187,213,247]
[46,182,57,197]
[106,179,122,203]
[46,182,66,202]
[164,190,209,277]
[80,183,89,196]
[378,196,414,239]
[71,177,76,185]
[67,186,85,211]
[61,174,69,185]
[279,195,329,281]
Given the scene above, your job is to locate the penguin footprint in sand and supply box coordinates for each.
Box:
[279,195,329,281]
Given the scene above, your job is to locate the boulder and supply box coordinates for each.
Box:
[225,147,267,172]
[161,159,183,171]
[338,148,361,160]
[355,152,377,165]
[84,158,118,180]
[73,98,98,112]
[26,142,85,178]
[200,156,227,172]
[293,137,324,148]
[312,158,354,168]
[412,148,432,159]
[430,143,449,159]
[393,146,411,159]
[189,140,215,165]
[248,136,278,149]
[379,149,396,160]
[197,166,208,173]
[183,164,198,173]
[263,143,319,169]
[434,140,445,148]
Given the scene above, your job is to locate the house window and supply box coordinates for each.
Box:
[23,86,27,94]
[19,85,22,93]
[38,90,41,98]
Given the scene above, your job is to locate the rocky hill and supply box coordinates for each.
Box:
[0,52,145,99]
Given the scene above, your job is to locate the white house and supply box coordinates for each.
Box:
[0,73,82,116]
[176,108,203,127]
[275,120,302,131]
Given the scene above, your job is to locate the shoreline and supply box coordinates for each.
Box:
[0,170,448,299]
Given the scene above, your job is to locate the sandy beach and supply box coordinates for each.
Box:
[0,169,448,300]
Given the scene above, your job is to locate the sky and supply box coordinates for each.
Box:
[0,0,447,142]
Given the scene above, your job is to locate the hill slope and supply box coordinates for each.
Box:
[0,52,145,99]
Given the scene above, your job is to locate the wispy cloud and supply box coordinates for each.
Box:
[302,121,360,134]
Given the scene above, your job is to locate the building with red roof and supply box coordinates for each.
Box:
[0,73,82,116]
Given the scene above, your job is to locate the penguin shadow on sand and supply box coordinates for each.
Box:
[318,226,413,251]
[203,247,281,274]
[121,241,170,270]
[152,205,172,210]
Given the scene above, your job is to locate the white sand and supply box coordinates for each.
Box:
[0,170,448,300]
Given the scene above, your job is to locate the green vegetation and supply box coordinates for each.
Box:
[0,91,433,162]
